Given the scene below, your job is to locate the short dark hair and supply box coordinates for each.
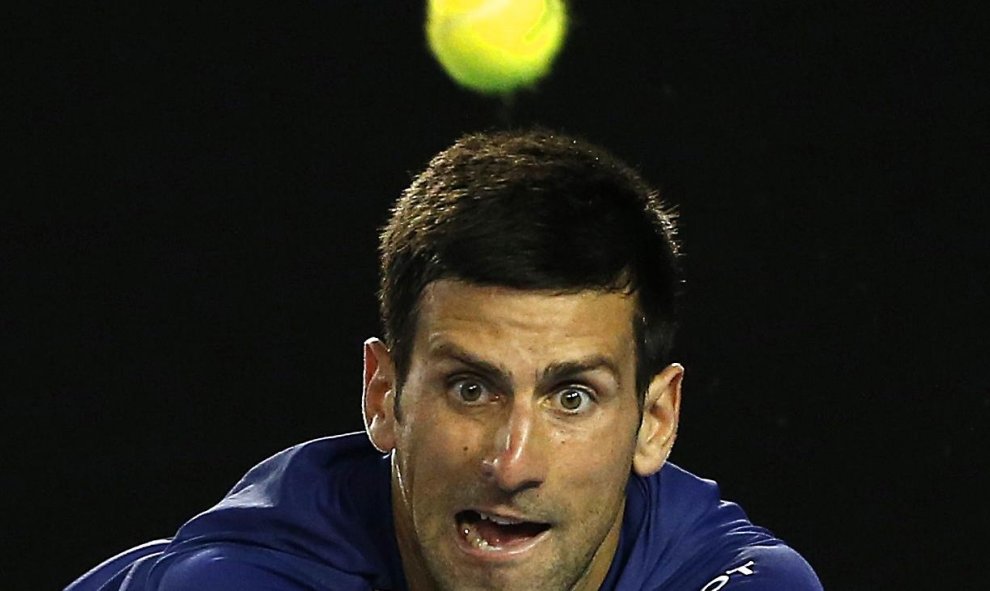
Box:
[379,129,681,404]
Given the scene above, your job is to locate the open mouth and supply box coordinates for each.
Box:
[456,509,551,552]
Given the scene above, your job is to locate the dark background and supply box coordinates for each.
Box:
[7,1,988,589]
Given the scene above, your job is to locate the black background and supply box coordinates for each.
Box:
[7,1,988,589]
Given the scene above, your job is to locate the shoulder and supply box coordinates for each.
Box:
[226,432,380,494]
[163,432,399,584]
[617,463,822,590]
[67,433,399,591]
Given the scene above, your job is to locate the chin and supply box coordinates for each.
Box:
[425,542,584,591]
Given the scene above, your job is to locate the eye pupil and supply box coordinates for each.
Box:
[459,381,482,402]
[560,389,584,411]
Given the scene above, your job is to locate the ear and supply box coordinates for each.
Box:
[632,363,683,477]
[362,337,398,453]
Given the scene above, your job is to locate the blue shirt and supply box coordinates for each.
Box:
[68,432,821,590]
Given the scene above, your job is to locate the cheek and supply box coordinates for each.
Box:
[561,440,632,477]
[399,413,485,487]
[551,423,637,485]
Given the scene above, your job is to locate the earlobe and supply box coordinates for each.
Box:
[362,338,398,453]
[632,363,683,477]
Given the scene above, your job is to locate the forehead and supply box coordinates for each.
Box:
[412,280,638,365]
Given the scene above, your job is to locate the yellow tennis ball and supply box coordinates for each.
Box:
[427,0,568,95]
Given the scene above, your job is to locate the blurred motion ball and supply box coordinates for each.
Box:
[427,0,568,95]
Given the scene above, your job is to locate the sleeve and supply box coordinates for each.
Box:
[148,545,376,591]
[152,548,310,591]
[65,540,170,591]
[694,545,823,591]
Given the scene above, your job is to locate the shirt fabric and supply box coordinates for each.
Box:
[67,432,822,591]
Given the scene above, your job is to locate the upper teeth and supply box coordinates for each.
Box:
[479,511,522,525]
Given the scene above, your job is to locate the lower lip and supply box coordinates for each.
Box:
[453,522,551,562]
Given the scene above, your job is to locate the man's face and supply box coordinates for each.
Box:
[364,280,679,591]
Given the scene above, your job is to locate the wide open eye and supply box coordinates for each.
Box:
[552,387,595,414]
[448,377,494,405]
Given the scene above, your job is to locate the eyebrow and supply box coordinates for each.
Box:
[428,341,515,393]
[427,340,621,392]
[540,357,622,389]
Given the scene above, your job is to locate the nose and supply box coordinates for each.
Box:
[481,399,548,493]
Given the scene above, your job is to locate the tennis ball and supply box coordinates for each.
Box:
[426,0,568,95]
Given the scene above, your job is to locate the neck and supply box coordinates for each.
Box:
[390,458,437,591]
